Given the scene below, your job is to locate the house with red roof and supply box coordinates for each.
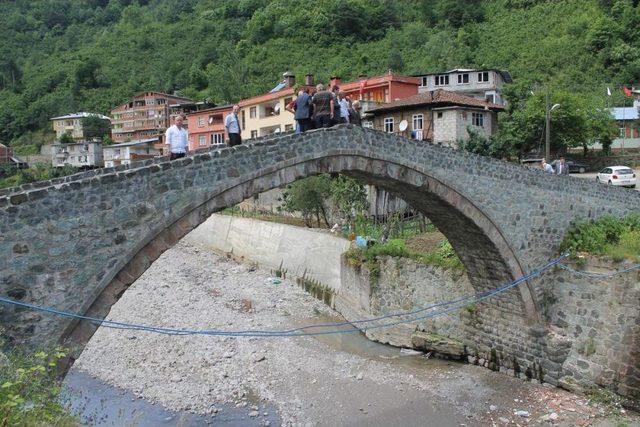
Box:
[367,89,505,147]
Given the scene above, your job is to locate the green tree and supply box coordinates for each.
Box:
[58,132,74,145]
[81,115,111,141]
[330,176,368,224]
[281,175,332,227]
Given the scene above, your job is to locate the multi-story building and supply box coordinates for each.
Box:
[186,105,233,151]
[335,72,421,115]
[50,112,111,141]
[414,69,512,106]
[239,73,315,140]
[103,139,160,168]
[368,89,504,147]
[110,92,194,145]
[51,141,103,168]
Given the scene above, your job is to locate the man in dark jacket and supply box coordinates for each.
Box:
[348,100,362,126]
[294,88,312,133]
[311,84,334,129]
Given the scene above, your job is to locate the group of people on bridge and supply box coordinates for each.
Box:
[164,79,363,160]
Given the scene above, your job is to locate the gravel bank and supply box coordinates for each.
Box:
[73,241,638,426]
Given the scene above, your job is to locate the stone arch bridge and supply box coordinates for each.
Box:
[1,126,639,392]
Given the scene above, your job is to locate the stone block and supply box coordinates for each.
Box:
[411,332,466,360]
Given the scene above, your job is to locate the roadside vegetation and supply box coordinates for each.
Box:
[0,163,78,190]
[0,329,76,426]
[560,214,640,261]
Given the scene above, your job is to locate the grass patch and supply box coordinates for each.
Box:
[0,346,77,426]
[560,214,640,261]
[345,238,465,278]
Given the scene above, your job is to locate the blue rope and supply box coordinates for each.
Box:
[556,262,640,278]
[0,254,571,338]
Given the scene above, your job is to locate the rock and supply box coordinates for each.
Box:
[498,417,509,424]
[489,405,497,411]
[540,412,558,422]
[249,411,259,417]
[253,355,266,363]
[514,410,530,418]
[410,332,466,360]
[355,373,364,381]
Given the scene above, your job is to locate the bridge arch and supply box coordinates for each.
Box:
[1,125,637,356]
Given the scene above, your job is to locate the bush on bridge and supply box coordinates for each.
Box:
[560,214,640,261]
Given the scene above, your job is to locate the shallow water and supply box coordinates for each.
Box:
[61,370,280,426]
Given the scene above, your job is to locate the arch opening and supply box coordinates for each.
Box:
[62,153,539,355]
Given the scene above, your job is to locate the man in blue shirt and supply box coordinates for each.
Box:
[225,104,242,147]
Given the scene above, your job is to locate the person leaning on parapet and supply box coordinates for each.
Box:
[555,156,569,175]
[541,158,554,174]
[225,104,242,147]
[311,84,334,129]
[165,114,188,160]
[294,87,313,133]
[348,100,362,126]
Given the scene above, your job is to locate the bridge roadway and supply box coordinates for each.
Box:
[0,125,638,391]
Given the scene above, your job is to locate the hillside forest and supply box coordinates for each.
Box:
[1,0,639,157]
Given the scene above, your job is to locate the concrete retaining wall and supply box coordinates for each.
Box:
[184,214,350,292]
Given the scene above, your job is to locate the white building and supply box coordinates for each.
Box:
[414,69,512,106]
[50,112,111,141]
[103,138,161,168]
[51,141,104,168]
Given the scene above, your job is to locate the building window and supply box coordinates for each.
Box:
[198,135,206,146]
[384,88,389,102]
[437,112,443,119]
[485,94,495,104]
[435,75,449,86]
[420,76,428,87]
[251,130,258,139]
[478,72,489,82]
[241,110,246,130]
[285,124,293,131]
[412,114,424,131]
[384,117,394,133]
[457,73,469,84]
[249,107,257,119]
[472,112,484,127]
[619,126,626,138]
[197,117,205,127]
[362,121,373,129]
[212,133,224,145]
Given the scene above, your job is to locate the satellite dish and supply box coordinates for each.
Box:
[208,117,214,124]
[399,120,408,132]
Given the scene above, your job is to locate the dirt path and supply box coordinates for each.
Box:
[71,241,638,426]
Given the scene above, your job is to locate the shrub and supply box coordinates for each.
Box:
[560,214,640,261]
[0,347,76,426]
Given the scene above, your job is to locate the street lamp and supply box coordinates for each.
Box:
[545,93,561,160]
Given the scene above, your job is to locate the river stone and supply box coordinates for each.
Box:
[410,332,466,360]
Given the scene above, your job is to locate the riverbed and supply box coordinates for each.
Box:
[66,241,637,426]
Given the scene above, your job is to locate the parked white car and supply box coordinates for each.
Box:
[596,166,636,188]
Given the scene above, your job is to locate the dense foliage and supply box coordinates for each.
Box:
[1,0,639,154]
[0,328,76,426]
[560,214,640,261]
[279,174,368,226]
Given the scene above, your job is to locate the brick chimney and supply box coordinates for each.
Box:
[305,74,315,86]
[283,72,295,87]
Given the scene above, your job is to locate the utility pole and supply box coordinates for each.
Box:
[545,91,551,160]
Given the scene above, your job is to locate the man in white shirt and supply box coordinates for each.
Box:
[337,91,350,124]
[225,104,242,147]
[165,115,189,160]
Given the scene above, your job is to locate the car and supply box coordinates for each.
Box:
[550,158,589,174]
[596,166,636,188]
